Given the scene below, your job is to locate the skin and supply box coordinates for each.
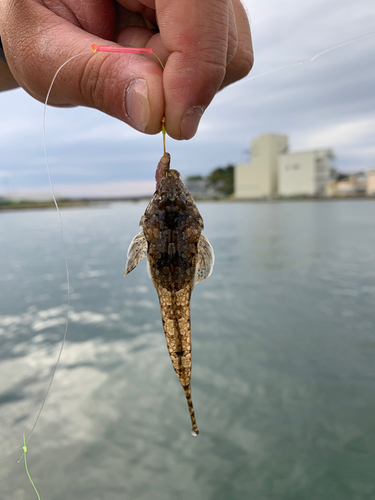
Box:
[0,0,253,139]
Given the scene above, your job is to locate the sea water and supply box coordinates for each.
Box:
[1,200,375,500]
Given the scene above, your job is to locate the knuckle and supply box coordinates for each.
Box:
[235,45,254,79]
[79,55,121,116]
[204,57,227,86]
[80,56,105,109]
[227,25,239,66]
[195,46,228,88]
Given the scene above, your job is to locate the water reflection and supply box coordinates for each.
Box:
[1,200,375,499]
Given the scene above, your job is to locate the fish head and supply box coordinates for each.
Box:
[157,169,185,203]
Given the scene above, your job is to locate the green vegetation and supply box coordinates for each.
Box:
[207,165,234,195]
[186,175,203,181]
[0,199,97,210]
[186,165,234,197]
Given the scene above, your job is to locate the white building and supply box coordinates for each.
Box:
[278,149,333,197]
[235,134,288,198]
[235,133,334,198]
[367,170,375,196]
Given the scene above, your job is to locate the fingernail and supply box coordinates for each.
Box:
[181,106,205,140]
[125,79,150,131]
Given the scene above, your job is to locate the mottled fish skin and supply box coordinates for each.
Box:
[125,153,214,436]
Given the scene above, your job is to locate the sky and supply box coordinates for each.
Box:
[0,0,374,199]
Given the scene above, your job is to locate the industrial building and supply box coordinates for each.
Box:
[235,134,288,198]
[325,172,367,197]
[278,149,333,196]
[235,133,333,198]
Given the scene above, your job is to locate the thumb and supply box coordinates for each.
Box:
[2,2,164,134]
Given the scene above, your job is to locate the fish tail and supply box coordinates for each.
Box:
[158,287,199,434]
[183,384,199,435]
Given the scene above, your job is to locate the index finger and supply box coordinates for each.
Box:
[156,0,232,140]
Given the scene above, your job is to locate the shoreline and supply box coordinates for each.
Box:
[0,200,109,211]
[1,195,374,211]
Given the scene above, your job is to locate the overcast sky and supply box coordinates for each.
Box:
[0,0,374,198]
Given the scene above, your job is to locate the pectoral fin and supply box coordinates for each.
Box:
[196,234,215,283]
[125,231,147,276]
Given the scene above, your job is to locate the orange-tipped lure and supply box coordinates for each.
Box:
[91,44,164,68]
[91,44,153,55]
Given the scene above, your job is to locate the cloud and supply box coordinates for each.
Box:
[0,0,374,196]
[300,117,375,149]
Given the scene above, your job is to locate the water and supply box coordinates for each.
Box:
[1,200,375,500]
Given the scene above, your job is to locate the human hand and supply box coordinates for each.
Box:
[0,0,253,140]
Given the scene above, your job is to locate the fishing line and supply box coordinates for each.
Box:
[162,117,167,154]
[238,29,375,85]
[18,51,89,463]
[22,434,42,500]
[19,46,164,463]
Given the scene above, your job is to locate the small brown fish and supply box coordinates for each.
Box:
[125,152,214,435]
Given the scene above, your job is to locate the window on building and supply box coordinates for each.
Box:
[286,163,300,170]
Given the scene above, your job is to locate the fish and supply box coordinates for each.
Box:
[125,152,215,435]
